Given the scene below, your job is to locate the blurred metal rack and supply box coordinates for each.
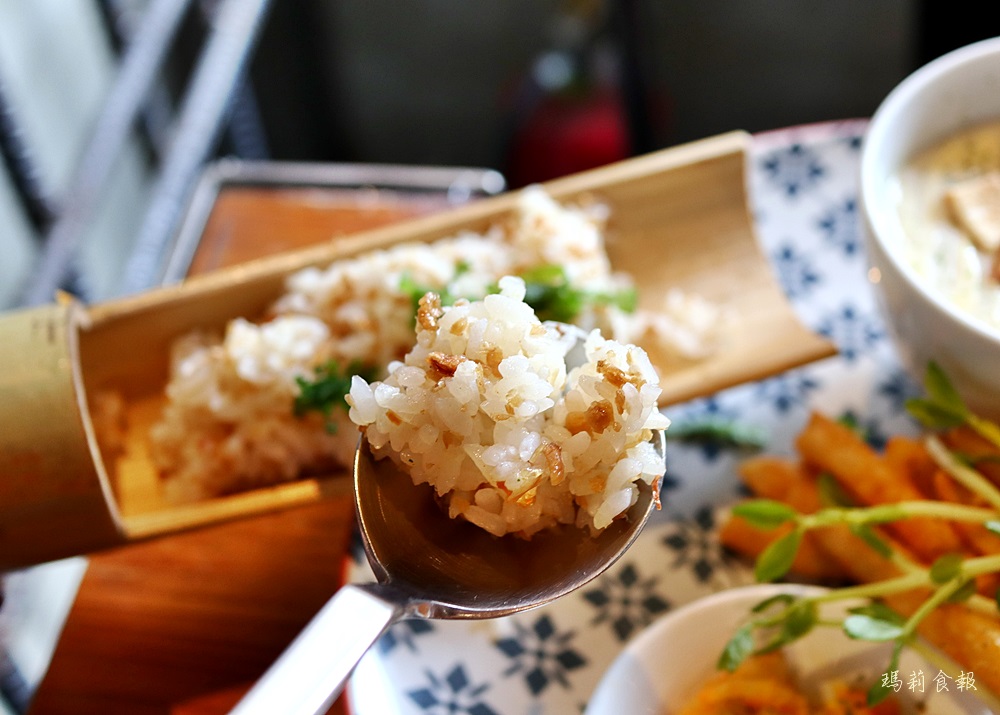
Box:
[159,158,507,284]
[13,0,272,307]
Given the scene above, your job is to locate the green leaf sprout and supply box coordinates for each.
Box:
[717,623,755,672]
[842,609,905,642]
[514,264,638,324]
[730,500,798,530]
[754,530,803,583]
[907,361,1000,449]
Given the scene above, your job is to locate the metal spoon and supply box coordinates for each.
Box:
[229,430,665,715]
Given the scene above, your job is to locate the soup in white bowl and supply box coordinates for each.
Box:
[894,121,1000,332]
[860,36,1000,418]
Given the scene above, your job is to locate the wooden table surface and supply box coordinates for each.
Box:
[28,186,451,715]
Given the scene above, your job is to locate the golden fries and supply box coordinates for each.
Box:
[721,456,849,582]
[719,518,846,582]
[795,413,963,562]
[942,425,1000,485]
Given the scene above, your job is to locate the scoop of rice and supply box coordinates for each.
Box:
[347,276,669,538]
[148,315,358,501]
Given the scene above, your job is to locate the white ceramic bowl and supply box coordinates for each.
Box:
[584,584,990,715]
[860,37,1000,418]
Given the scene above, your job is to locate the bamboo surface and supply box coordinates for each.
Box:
[26,132,833,714]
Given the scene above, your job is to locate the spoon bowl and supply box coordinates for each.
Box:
[357,434,663,618]
[229,430,665,714]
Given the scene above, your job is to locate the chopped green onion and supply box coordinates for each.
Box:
[294,360,378,433]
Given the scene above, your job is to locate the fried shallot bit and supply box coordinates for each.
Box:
[589,474,607,493]
[565,400,615,435]
[483,345,504,376]
[449,316,468,336]
[416,291,443,331]
[427,351,466,379]
[597,359,631,388]
[542,442,565,485]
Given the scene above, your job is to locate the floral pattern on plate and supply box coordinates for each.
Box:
[345,119,926,715]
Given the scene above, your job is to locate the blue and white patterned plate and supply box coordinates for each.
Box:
[345,120,926,715]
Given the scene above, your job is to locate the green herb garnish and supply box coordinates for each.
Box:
[399,273,456,319]
[666,419,768,450]
[398,262,478,324]
[400,262,638,327]
[294,359,378,433]
[515,264,637,324]
[517,264,585,323]
[480,263,639,323]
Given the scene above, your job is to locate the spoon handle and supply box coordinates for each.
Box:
[229,583,402,715]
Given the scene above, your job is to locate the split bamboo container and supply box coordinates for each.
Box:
[0,131,835,571]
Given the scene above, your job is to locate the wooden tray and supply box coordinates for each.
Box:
[0,131,834,570]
